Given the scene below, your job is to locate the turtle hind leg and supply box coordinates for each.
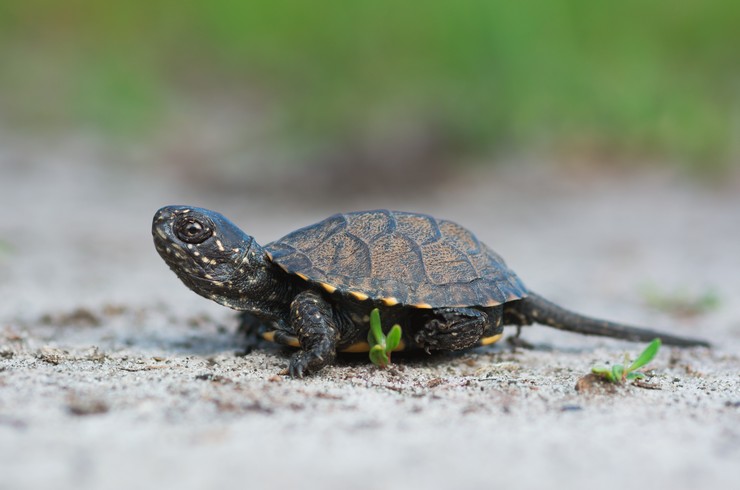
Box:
[288,290,340,377]
[507,292,710,347]
[237,312,268,354]
[414,307,488,353]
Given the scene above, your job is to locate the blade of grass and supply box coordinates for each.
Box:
[368,308,384,347]
[628,338,661,372]
[612,364,625,382]
[386,324,402,352]
[370,345,388,367]
[592,365,616,382]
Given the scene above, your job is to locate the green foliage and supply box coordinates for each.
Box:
[367,308,402,368]
[1,1,739,168]
[591,339,662,384]
[641,284,721,318]
[0,240,14,261]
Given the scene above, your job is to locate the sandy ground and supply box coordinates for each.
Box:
[1,138,739,490]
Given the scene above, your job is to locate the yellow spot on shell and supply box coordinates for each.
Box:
[479,334,503,346]
[265,251,273,261]
[350,291,369,301]
[381,297,399,306]
[320,282,337,293]
[411,302,433,309]
[341,341,370,353]
[261,331,409,352]
[341,339,405,353]
[485,299,503,307]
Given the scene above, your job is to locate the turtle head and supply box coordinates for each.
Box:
[152,205,273,309]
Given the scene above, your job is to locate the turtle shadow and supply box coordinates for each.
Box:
[140,331,251,356]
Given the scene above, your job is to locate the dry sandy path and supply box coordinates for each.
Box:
[1,142,738,490]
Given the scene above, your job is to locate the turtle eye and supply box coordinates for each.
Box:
[174,216,213,244]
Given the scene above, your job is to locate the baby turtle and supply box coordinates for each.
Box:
[152,207,709,377]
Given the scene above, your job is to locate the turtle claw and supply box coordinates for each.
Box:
[287,350,332,378]
[288,363,304,378]
[288,352,309,378]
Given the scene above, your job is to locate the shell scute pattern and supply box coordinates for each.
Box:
[420,240,479,284]
[265,210,528,307]
[394,212,441,245]
[367,232,426,284]
[319,229,371,277]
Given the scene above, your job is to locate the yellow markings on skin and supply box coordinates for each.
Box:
[319,282,337,294]
[411,302,433,309]
[295,272,309,281]
[181,209,191,214]
[381,297,399,306]
[215,239,225,252]
[201,257,210,263]
[193,251,200,257]
[350,291,369,301]
[262,331,300,347]
[479,333,503,346]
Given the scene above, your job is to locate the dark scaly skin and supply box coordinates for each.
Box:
[152,206,710,377]
[506,293,709,347]
[288,290,339,377]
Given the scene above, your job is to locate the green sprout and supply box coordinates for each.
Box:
[367,308,402,368]
[591,338,662,384]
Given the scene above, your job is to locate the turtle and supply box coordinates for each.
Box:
[152,206,709,377]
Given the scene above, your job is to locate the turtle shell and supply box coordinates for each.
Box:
[265,210,528,308]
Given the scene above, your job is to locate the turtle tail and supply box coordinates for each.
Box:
[506,292,710,347]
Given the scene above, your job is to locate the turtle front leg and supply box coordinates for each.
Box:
[415,307,488,352]
[288,290,339,377]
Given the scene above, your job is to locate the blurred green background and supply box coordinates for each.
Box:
[1,0,739,177]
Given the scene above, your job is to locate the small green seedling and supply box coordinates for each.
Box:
[591,338,662,384]
[367,308,402,368]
